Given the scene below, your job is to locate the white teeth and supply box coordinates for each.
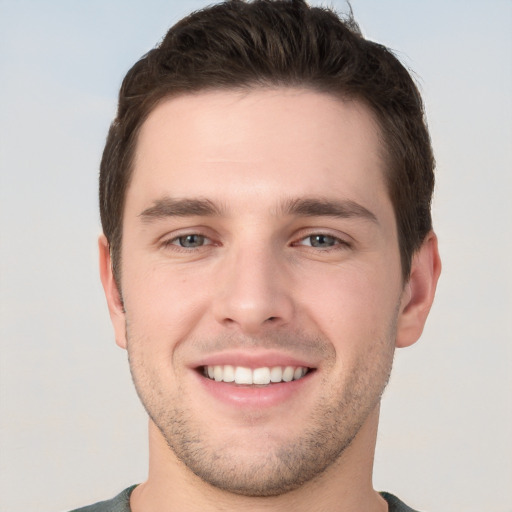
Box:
[234,366,253,385]
[213,365,223,382]
[270,366,283,383]
[204,365,309,385]
[282,366,294,382]
[223,364,235,382]
[253,367,271,385]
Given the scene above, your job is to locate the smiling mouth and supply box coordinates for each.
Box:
[200,365,312,385]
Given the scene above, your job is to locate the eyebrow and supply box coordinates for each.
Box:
[139,197,222,221]
[281,197,378,224]
[139,196,378,224]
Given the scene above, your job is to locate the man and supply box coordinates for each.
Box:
[77,0,441,510]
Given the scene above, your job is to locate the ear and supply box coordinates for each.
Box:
[396,231,441,348]
[98,234,127,349]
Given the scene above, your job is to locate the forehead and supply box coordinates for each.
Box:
[128,88,390,217]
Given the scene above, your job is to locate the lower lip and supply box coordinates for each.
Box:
[194,371,314,408]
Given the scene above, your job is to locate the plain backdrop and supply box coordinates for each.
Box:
[0,1,511,511]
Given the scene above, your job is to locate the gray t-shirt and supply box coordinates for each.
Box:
[70,486,421,511]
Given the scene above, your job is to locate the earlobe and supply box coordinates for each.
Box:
[396,231,442,348]
[98,234,127,349]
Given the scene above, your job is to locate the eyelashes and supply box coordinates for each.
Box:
[167,234,211,248]
[293,234,350,249]
[160,231,352,254]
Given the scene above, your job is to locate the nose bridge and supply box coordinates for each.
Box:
[213,237,293,333]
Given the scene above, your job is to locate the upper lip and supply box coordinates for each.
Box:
[190,350,319,370]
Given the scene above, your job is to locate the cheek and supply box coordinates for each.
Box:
[122,262,212,342]
[299,261,401,345]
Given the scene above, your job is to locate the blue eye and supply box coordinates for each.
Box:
[303,234,339,248]
[174,234,207,248]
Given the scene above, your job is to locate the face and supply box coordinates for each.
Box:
[107,88,408,496]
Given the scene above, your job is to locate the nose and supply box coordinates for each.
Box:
[212,244,295,334]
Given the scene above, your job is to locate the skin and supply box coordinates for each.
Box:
[100,88,441,511]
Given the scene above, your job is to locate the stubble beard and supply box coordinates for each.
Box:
[126,323,396,497]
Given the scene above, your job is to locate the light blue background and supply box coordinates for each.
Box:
[1,1,511,511]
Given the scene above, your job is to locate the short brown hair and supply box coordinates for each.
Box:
[100,0,434,283]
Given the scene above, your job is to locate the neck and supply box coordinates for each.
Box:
[130,404,387,512]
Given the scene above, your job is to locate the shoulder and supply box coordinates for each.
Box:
[380,492,422,512]
[68,486,137,512]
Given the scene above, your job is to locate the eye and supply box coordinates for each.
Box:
[299,234,343,248]
[169,234,210,248]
